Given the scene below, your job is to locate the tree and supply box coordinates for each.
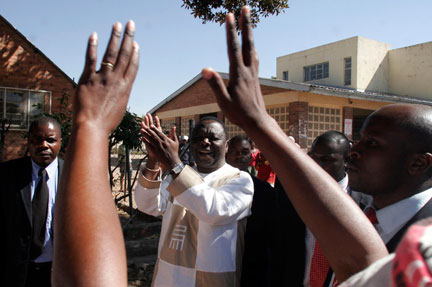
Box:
[181,0,289,28]
[109,110,144,217]
[108,110,143,188]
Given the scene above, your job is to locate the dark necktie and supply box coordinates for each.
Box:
[30,168,49,260]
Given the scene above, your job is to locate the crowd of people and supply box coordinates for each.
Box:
[1,5,432,287]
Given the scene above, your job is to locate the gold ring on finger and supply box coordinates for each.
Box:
[101,61,114,70]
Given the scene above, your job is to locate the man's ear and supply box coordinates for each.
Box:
[408,153,432,175]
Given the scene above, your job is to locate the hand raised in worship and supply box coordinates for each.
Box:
[202,6,269,130]
[74,20,139,135]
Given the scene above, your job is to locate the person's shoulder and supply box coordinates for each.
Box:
[252,175,274,190]
[0,156,31,181]
[224,164,252,179]
[214,164,253,187]
[251,175,277,203]
[0,156,30,169]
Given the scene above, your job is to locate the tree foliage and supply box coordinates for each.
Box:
[109,110,142,150]
[181,0,289,28]
[108,110,143,188]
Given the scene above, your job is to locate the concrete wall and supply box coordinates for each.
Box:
[276,37,359,87]
[276,36,393,94]
[388,42,432,100]
[357,37,391,92]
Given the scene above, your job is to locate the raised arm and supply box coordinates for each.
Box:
[202,6,388,282]
[52,21,139,286]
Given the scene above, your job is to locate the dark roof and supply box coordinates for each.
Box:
[0,14,77,87]
[148,72,432,114]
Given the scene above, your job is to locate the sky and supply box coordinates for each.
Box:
[1,0,431,116]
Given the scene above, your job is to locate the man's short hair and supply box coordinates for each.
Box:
[312,130,350,157]
[29,116,62,137]
[194,116,228,139]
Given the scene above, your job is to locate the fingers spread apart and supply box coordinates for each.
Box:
[97,21,139,81]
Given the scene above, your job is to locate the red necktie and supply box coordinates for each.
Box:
[365,207,378,224]
[310,241,331,287]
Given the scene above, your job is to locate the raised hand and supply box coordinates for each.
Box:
[141,114,162,161]
[202,6,388,283]
[74,21,139,135]
[202,6,268,130]
[141,114,181,173]
[53,22,139,287]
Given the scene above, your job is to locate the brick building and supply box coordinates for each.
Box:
[149,72,431,150]
[0,15,76,161]
[150,36,432,150]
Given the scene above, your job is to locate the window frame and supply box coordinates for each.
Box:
[344,57,352,86]
[0,86,52,130]
[304,62,329,82]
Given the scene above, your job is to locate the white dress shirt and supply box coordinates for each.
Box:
[366,187,432,244]
[30,158,59,263]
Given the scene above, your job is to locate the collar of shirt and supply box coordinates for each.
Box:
[338,173,349,193]
[31,158,59,198]
[31,158,59,181]
[372,187,432,243]
[195,163,230,179]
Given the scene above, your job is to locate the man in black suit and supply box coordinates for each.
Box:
[1,116,62,287]
[269,131,352,287]
[226,135,284,287]
[347,104,432,253]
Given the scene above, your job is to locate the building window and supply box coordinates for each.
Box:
[344,57,352,86]
[0,87,50,130]
[304,62,329,82]
[307,105,342,148]
[282,71,289,81]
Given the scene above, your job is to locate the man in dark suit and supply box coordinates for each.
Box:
[226,135,284,287]
[347,104,432,253]
[1,116,62,287]
[269,131,352,287]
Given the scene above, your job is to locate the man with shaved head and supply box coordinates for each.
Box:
[347,103,432,252]
[1,116,63,287]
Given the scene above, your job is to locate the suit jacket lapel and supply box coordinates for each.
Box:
[386,198,432,252]
[58,158,63,178]
[20,157,33,226]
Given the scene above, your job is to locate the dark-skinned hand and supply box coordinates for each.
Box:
[202,6,269,130]
[141,113,181,172]
[74,21,139,135]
